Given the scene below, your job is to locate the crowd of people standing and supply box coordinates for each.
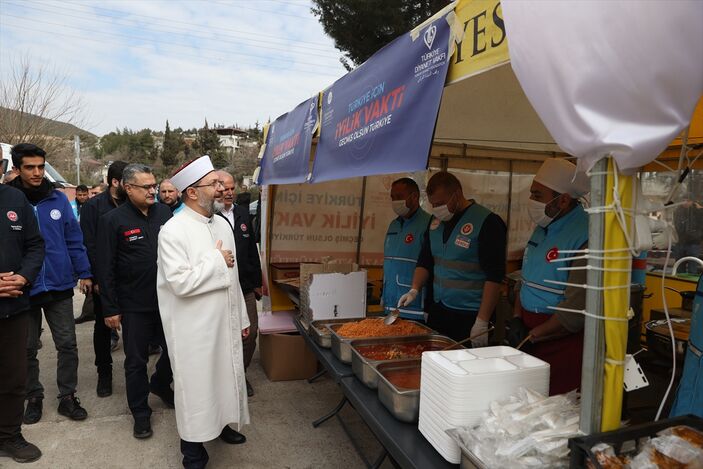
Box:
[0,144,260,469]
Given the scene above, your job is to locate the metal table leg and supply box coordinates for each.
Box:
[312,396,348,428]
[369,448,388,469]
[307,369,327,383]
[336,409,388,469]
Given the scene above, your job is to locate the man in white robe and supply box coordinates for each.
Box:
[156,155,250,469]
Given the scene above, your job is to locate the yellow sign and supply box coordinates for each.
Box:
[446,0,510,84]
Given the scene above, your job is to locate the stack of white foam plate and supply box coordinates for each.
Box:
[418,346,550,463]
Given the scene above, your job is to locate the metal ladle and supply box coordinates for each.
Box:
[384,308,401,325]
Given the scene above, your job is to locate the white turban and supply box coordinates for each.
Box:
[534,158,590,198]
[170,155,215,192]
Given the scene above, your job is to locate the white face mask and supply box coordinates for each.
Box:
[432,204,453,222]
[392,199,410,217]
[527,197,560,227]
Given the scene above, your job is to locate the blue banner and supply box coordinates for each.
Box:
[259,95,318,185]
[311,15,451,183]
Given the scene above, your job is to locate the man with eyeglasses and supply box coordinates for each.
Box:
[157,156,251,469]
[96,164,174,440]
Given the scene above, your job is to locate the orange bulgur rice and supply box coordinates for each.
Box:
[335,318,426,338]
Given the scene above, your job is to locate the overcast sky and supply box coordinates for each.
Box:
[0,0,348,136]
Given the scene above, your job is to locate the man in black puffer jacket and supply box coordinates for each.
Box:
[0,161,45,463]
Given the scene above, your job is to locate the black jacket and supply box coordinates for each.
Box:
[96,200,172,316]
[217,206,262,294]
[80,189,122,276]
[0,184,45,319]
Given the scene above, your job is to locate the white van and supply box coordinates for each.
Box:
[1,142,70,187]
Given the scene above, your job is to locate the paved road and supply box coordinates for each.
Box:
[1,291,389,469]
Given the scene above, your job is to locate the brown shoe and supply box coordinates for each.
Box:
[0,434,42,463]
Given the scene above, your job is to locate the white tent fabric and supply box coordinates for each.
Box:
[501,0,703,173]
[435,62,560,153]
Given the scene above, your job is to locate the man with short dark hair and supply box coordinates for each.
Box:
[399,171,507,345]
[80,161,128,397]
[97,164,174,440]
[71,185,89,221]
[0,159,45,463]
[73,184,94,324]
[8,143,91,424]
[383,178,431,321]
[215,170,262,397]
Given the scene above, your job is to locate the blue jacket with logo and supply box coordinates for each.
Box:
[383,208,431,319]
[430,203,491,311]
[520,205,589,314]
[30,189,91,296]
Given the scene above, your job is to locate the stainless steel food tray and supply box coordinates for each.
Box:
[376,359,421,423]
[309,317,365,348]
[329,321,436,364]
[351,335,457,389]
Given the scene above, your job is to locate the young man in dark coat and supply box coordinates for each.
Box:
[0,153,45,462]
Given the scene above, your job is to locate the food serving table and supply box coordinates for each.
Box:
[295,316,457,469]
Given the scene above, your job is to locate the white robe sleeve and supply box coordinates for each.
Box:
[240,294,250,331]
[159,228,231,298]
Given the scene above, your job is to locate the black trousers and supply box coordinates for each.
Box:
[121,311,172,419]
[0,312,29,441]
[92,293,113,375]
[426,302,478,342]
[180,440,209,469]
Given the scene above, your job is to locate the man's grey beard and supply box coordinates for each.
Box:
[197,196,216,217]
[213,200,225,214]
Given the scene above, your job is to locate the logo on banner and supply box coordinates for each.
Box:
[6,211,18,222]
[405,233,414,244]
[460,223,473,236]
[304,98,318,132]
[50,209,62,220]
[424,24,437,50]
[546,247,559,263]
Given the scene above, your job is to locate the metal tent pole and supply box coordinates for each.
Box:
[580,157,607,434]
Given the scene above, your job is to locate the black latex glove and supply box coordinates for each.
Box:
[505,316,530,348]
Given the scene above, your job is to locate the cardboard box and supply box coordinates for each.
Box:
[299,261,366,322]
[259,332,318,381]
[270,263,301,281]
